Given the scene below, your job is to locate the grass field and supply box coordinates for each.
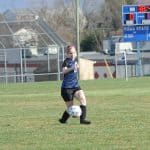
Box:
[0,77,150,150]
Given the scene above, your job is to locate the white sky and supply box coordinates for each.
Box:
[0,0,105,13]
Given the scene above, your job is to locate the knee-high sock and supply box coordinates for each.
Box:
[60,110,70,122]
[80,105,86,121]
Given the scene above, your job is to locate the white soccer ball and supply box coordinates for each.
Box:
[67,105,82,117]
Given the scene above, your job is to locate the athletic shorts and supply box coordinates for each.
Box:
[61,87,81,102]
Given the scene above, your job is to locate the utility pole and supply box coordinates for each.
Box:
[76,0,80,79]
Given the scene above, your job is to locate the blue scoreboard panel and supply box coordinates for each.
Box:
[122,5,150,26]
[122,5,150,42]
[123,25,150,41]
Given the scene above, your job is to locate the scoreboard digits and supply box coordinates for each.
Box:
[138,5,150,12]
[122,5,150,26]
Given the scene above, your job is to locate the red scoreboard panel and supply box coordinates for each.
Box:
[122,5,150,26]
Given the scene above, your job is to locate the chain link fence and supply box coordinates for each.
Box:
[0,9,66,84]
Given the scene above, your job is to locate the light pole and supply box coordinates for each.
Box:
[76,0,80,79]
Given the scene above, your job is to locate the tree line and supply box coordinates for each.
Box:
[0,0,139,52]
[47,0,137,52]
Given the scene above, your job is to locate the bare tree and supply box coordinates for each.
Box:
[36,0,87,44]
[19,0,139,51]
[80,0,106,51]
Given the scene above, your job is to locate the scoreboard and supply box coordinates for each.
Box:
[122,5,150,26]
[122,5,150,42]
[123,25,150,41]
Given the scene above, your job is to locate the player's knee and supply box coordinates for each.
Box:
[79,96,86,105]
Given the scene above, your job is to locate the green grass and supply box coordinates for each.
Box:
[0,77,150,150]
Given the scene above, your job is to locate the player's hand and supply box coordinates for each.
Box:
[74,62,79,72]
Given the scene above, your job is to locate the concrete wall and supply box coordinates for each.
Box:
[94,61,137,79]
[94,62,115,79]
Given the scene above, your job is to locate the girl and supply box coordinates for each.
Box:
[59,45,91,125]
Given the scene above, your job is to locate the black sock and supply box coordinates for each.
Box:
[59,110,70,123]
[80,105,86,122]
[80,105,91,124]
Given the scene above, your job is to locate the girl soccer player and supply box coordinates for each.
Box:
[59,45,91,125]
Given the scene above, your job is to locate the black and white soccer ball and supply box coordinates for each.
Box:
[67,105,82,117]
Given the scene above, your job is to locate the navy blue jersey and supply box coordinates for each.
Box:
[61,58,79,88]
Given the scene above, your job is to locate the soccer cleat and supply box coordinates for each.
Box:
[59,118,67,124]
[80,120,91,125]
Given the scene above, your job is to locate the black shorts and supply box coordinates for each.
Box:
[61,87,81,102]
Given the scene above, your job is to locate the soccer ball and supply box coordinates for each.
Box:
[67,105,82,117]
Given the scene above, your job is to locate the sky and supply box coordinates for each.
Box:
[0,0,55,12]
[0,0,104,13]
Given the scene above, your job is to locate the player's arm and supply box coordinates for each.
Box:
[62,59,79,74]
[62,66,74,74]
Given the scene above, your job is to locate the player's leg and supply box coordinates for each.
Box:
[59,101,73,123]
[74,90,91,124]
[59,89,73,124]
